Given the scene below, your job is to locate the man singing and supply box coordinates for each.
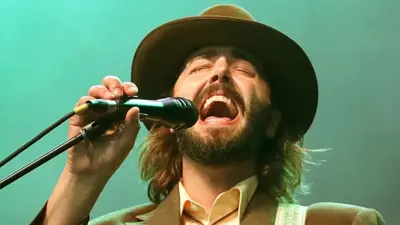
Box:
[33,4,385,225]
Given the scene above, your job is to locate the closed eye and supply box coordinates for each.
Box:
[190,64,212,74]
[234,67,255,77]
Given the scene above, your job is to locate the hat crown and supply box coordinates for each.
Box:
[200,4,256,21]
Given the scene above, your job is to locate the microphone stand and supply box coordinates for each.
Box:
[0,114,119,190]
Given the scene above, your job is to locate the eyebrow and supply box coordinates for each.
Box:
[185,49,220,64]
[182,48,266,78]
[187,48,259,64]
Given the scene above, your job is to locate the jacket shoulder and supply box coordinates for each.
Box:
[306,202,386,225]
[88,203,158,225]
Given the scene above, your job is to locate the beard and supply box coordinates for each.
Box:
[175,94,272,166]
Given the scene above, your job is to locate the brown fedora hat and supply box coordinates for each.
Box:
[131,4,318,141]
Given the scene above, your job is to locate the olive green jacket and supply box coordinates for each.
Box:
[32,185,385,225]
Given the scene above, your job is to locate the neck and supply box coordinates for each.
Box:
[181,156,256,213]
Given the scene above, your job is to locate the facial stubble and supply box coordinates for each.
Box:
[175,95,271,166]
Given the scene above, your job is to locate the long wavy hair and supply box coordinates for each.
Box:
[138,121,311,204]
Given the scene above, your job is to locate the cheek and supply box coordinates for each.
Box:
[173,77,203,100]
[234,77,271,104]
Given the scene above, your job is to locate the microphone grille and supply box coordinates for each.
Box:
[175,97,199,129]
[176,97,193,108]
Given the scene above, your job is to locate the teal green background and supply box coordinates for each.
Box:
[0,0,398,224]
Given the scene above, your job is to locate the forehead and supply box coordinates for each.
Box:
[185,46,262,66]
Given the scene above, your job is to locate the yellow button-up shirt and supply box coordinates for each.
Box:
[179,175,258,225]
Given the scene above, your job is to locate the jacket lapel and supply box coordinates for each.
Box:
[241,189,277,225]
[145,185,181,225]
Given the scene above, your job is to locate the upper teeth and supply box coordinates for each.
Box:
[203,95,233,112]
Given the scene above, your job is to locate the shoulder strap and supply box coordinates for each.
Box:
[274,203,308,225]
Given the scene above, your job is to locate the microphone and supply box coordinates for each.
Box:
[85,97,199,130]
[0,97,197,189]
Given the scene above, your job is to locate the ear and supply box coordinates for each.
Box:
[266,108,281,138]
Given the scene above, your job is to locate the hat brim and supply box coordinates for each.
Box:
[131,16,318,140]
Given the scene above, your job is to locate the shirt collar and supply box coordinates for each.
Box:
[178,175,258,222]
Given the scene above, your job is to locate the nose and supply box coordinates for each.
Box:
[208,57,231,84]
[209,72,230,84]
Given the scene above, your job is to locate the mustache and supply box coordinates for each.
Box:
[193,82,244,110]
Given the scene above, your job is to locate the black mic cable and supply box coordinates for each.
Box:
[0,104,88,168]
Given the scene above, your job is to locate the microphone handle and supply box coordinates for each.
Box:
[86,99,165,118]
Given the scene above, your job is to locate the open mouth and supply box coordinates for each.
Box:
[199,95,240,124]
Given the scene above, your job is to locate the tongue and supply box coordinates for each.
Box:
[204,102,234,119]
[204,116,232,124]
